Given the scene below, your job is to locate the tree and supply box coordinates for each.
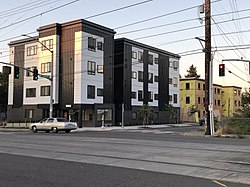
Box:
[185,64,200,78]
[188,105,199,122]
[138,104,154,127]
[0,72,8,113]
[234,91,250,117]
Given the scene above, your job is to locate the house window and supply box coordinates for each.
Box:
[131,92,136,99]
[138,71,143,82]
[154,57,158,64]
[41,62,51,73]
[174,94,178,103]
[88,61,96,75]
[154,76,158,82]
[186,96,190,104]
[138,51,143,62]
[40,86,50,96]
[25,109,34,119]
[169,61,173,68]
[154,94,158,100]
[88,37,96,51]
[198,83,201,90]
[26,88,36,97]
[238,90,241,96]
[238,101,240,106]
[148,91,153,102]
[217,89,220,94]
[26,67,32,77]
[41,39,53,50]
[234,100,237,106]
[97,42,103,51]
[132,51,137,59]
[148,54,153,65]
[27,45,37,56]
[198,97,201,104]
[138,90,143,101]
[173,61,178,70]
[218,100,221,106]
[169,78,173,85]
[214,88,217,94]
[186,83,190,90]
[214,99,217,106]
[148,72,153,83]
[169,95,173,102]
[132,71,137,79]
[203,84,205,91]
[97,65,103,73]
[97,88,103,96]
[87,85,95,99]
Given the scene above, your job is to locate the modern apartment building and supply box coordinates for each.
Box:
[114,38,180,125]
[7,19,116,127]
[180,78,241,122]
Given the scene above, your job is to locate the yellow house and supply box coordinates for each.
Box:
[180,78,239,122]
[221,86,241,117]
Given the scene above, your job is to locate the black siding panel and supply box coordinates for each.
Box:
[143,50,148,104]
[13,45,24,108]
[158,55,169,111]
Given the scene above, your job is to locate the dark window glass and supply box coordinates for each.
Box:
[148,73,153,83]
[138,71,143,82]
[88,37,96,51]
[148,54,153,65]
[174,94,178,103]
[97,42,103,51]
[186,83,190,90]
[41,86,50,96]
[87,85,95,99]
[97,88,103,96]
[26,88,36,97]
[138,90,143,101]
[131,92,136,99]
[186,96,190,104]
[154,76,158,82]
[88,61,96,75]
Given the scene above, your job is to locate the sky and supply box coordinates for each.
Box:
[1,0,250,90]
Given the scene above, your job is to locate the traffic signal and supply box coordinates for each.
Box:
[219,64,225,76]
[33,67,39,80]
[14,66,20,79]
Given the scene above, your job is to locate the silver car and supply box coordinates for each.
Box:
[29,118,77,133]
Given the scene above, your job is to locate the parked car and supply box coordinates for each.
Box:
[29,118,77,133]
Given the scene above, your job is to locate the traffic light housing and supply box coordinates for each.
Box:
[219,64,225,76]
[14,66,20,79]
[33,67,39,80]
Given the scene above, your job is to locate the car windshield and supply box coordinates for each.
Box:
[57,118,69,122]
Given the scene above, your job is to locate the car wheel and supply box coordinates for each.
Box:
[32,126,38,133]
[65,130,71,133]
[52,127,58,133]
[45,130,50,133]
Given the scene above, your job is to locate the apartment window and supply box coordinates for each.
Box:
[198,83,201,90]
[214,99,217,106]
[214,88,217,94]
[138,51,143,62]
[97,41,103,51]
[138,71,143,82]
[186,83,190,90]
[148,54,153,65]
[132,71,137,79]
[87,85,95,99]
[203,97,205,106]
[97,88,103,96]
[88,61,96,75]
[41,62,51,73]
[173,77,178,87]
[154,94,158,100]
[26,88,36,97]
[203,84,205,91]
[218,100,221,106]
[169,61,173,68]
[148,72,153,83]
[198,97,201,104]
[238,101,240,106]
[186,96,190,104]
[217,89,220,94]
[97,65,103,73]
[88,37,96,51]
[169,95,173,103]
[132,51,137,59]
[138,90,143,101]
[41,39,53,50]
[148,91,153,102]
[234,90,237,95]
[131,92,136,99]
[174,94,178,103]
[25,109,34,119]
[40,86,50,96]
[169,78,173,85]
[238,90,241,96]
[173,61,178,70]
[234,100,237,106]
[154,57,158,64]
[27,45,37,56]
[26,67,32,77]
[154,76,158,82]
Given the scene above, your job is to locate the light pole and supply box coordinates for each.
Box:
[22,34,54,118]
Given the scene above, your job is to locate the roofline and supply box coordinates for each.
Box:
[8,36,38,46]
[115,37,180,58]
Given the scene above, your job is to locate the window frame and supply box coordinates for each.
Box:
[88,61,96,75]
[88,37,96,52]
[27,45,37,56]
[132,51,137,59]
[26,88,36,98]
[40,86,50,96]
[87,85,95,99]
[41,39,53,51]
[97,41,103,51]
[97,65,103,74]
[41,62,51,73]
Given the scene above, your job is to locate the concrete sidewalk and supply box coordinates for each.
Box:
[0,123,196,132]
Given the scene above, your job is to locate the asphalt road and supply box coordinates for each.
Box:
[0,153,248,187]
[0,126,249,186]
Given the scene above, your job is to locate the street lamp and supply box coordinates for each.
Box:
[22,34,54,118]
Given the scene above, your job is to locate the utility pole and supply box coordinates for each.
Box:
[205,0,212,135]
